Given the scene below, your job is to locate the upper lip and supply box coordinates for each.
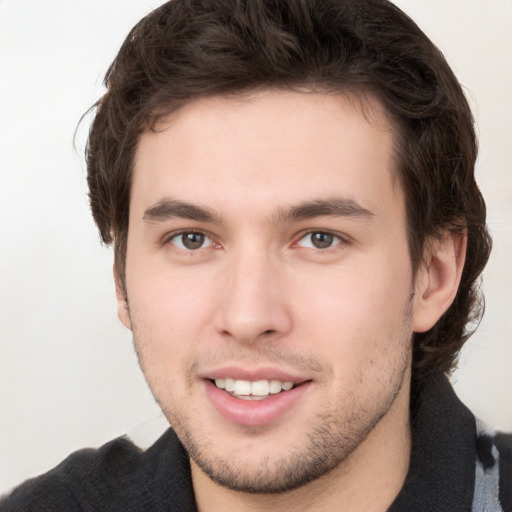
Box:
[199,365,311,384]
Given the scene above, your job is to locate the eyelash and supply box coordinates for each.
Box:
[166,231,216,251]
[294,231,345,250]
[164,229,347,252]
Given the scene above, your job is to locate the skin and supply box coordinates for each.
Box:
[117,90,466,512]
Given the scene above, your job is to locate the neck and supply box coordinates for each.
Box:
[192,372,412,512]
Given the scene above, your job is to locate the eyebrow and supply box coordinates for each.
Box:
[273,197,375,224]
[143,198,222,224]
[142,196,374,225]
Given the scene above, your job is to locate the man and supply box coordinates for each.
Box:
[1,0,510,510]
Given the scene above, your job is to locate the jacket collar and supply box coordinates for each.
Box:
[389,372,476,511]
[153,372,476,511]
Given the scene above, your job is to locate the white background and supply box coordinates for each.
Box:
[1,0,511,496]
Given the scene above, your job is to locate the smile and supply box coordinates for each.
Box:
[213,378,295,400]
[204,376,311,426]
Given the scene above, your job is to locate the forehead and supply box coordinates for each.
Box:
[131,90,400,220]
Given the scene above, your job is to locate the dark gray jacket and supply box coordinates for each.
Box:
[1,374,510,511]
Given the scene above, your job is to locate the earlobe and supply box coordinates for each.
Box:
[114,264,132,331]
[412,231,467,333]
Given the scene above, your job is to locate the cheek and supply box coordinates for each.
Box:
[129,265,217,329]
[291,254,413,372]
[126,269,218,384]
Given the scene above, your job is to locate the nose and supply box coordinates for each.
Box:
[214,249,293,345]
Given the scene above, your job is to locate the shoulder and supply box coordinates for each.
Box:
[473,422,512,512]
[0,430,192,512]
[0,437,143,512]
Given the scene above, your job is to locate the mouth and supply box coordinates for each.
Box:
[199,365,316,427]
[202,369,313,426]
[212,378,297,400]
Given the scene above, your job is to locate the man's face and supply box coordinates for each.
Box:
[121,90,422,492]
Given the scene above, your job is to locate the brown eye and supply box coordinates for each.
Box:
[311,232,334,249]
[296,231,341,250]
[171,232,210,250]
[183,233,204,249]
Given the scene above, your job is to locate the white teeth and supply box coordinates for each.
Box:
[224,378,235,392]
[281,381,294,391]
[269,379,282,394]
[251,380,270,396]
[213,378,296,397]
[233,380,251,395]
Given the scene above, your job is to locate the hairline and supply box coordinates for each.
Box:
[115,85,418,296]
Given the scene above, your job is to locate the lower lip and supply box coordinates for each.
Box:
[204,380,311,427]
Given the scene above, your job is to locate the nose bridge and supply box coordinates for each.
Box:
[216,243,291,343]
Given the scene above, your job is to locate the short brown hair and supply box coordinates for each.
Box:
[86,0,491,378]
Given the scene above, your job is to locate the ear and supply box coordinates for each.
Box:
[114,264,132,331]
[412,231,467,333]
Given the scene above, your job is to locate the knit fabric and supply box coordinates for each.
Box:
[1,374,510,511]
[472,422,512,512]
